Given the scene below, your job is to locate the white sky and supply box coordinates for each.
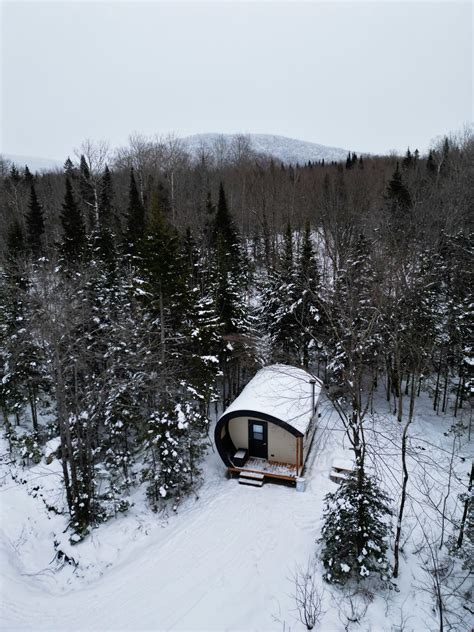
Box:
[1,0,472,159]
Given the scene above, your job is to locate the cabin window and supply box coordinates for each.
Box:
[252,423,264,440]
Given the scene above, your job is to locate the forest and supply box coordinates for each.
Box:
[0,130,472,624]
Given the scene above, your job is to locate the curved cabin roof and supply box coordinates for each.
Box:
[219,364,323,437]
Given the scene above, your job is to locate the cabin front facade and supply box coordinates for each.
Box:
[214,365,323,483]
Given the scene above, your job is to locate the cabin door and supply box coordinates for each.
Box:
[248,420,268,459]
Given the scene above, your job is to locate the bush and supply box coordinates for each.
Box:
[319,471,393,586]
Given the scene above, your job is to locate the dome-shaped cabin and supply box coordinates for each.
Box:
[215,364,323,483]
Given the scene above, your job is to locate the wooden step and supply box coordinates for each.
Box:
[239,477,264,487]
[239,471,265,481]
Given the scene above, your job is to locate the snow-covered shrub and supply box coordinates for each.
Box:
[336,587,373,629]
[91,488,131,524]
[142,400,208,511]
[319,471,392,586]
[17,432,42,465]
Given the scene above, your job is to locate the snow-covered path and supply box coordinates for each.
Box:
[5,484,316,630]
[1,413,338,632]
[1,396,470,631]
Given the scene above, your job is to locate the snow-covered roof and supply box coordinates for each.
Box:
[220,364,323,435]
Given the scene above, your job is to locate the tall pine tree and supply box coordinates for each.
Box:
[60,177,86,262]
[26,184,45,255]
[125,168,145,250]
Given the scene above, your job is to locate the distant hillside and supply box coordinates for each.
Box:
[1,153,62,173]
[1,133,354,173]
[182,133,352,164]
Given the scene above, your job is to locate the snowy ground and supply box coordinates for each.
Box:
[0,393,472,631]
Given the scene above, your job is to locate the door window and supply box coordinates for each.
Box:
[252,423,264,440]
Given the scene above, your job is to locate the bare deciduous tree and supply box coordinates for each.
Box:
[74,138,110,176]
[291,558,325,630]
[336,588,372,631]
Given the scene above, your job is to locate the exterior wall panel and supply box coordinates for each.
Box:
[228,416,298,465]
[268,423,297,464]
[228,417,249,449]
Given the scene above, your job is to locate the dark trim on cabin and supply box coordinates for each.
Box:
[214,409,304,468]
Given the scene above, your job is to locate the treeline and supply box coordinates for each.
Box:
[0,130,472,545]
[1,131,471,256]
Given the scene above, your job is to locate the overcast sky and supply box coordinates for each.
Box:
[1,1,472,159]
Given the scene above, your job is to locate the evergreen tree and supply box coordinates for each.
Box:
[24,165,34,183]
[182,227,199,285]
[183,288,221,411]
[140,188,189,364]
[295,221,322,368]
[26,184,45,254]
[64,157,75,177]
[0,263,50,436]
[319,472,392,585]
[98,165,114,227]
[439,137,450,176]
[385,162,412,246]
[210,183,247,334]
[326,234,381,389]
[143,400,205,511]
[6,219,26,262]
[261,222,300,364]
[0,271,27,430]
[60,177,86,262]
[208,183,257,403]
[95,165,117,262]
[386,162,412,212]
[125,168,145,249]
[210,183,240,262]
[345,153,357,170]
[426,150,436,175]
[88,264,149,500]
[402,148,413,169]
[9,164,21,184]
[179,242,222,415]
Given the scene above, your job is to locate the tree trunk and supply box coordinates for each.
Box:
[159,284,166,364]
[456,463,474,548]
[433,352,442,412]
[441,366,449,414]
[453,367,463,417]
[29,387,38,434]
[404,373,410,396]
[2,408,13,450]
[393,372,416,578]
[439,431,457,549]
[55,349,79,515]
[386,356,392,402]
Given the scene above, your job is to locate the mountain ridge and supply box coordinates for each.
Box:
[1,153,63,172]
[182,132,352,164]
[2,133,356,172]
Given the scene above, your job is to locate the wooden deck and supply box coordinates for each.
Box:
[229,457,298,482]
